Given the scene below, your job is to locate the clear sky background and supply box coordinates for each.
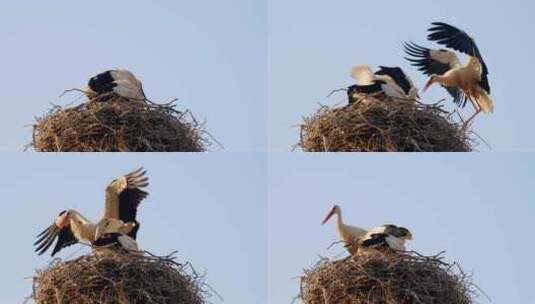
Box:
[0,153,267,304]
[269,0,535,151]
[0,1,266,152]
[268,153,535,303]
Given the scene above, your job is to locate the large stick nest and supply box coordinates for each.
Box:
[32,96,211,152]
[299,251,477,304]
[298,95,474,152]
[32,250,207,304]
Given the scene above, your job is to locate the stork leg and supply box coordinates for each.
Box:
[462,96,481,129]
[463,108,481,128]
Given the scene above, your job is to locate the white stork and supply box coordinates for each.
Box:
[404,22,493,126]
[87,69,146,102]
[321,204,412,254]
[359,224,412,252]
[34,168,149,256]
[348,65,419,103]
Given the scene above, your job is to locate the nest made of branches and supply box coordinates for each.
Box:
[298,94,475,152]
[299,251,476,304]
[32,250,207,304]
[32,95,211,152]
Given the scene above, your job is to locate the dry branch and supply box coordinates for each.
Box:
[298,95,475,152]
[300,251,477,304]
[32,250,207,304]
[32,95,211,152]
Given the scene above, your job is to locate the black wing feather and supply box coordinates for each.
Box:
[375,66,411,95]
[427,22,490,93]
[361,233,388,248]
[93,232,121,247]
[403,42,452,76]
[35,226,58,255]
[403,42,467,107]
[88,70,117,94]
[445,87,467,108]
[51,228,77,256]
[116,168,149,239]
[118,188,145,239]
[34,224,78,256]
[118,188,147,224]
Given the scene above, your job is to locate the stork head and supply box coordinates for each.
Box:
[123,222,136,234]
[55,210,70,228]
[95,218,126,240]
[423,75,438,92]
[322,204,340,224]
[382,224,413,240]
[396,227,413,240]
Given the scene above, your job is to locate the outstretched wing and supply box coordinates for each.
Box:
[104,167,149,220]
[404,42,467,107]
[117,168,149,239]
[118,168,148,222]
[34,223,77,256]
[427,22,490,93]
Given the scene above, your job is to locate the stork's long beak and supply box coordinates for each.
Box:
[423,77,435,92]
[322,208,335,225]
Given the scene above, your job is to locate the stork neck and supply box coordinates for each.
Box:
[70,210,91,225]
[68,214,97,242]
[335,211,345,229]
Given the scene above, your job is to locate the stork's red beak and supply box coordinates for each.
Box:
[322,207,335,225]
[423,78,435,92]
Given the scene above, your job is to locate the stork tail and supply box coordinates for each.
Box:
[476,91,494,113]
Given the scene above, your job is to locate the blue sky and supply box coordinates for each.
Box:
[268,153,535,303]
[0,153,267,304]
[269,0,535,151]
[0,1,266,152]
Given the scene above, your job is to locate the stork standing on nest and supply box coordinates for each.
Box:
[321,204,412,254]
[404,22,493,126]
[348,65,419,104]
[34,168,149,256]
[86,69,146,102]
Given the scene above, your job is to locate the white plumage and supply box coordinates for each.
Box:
[35,168,149,256]
[351,65,376,86]
[87,69,146,101]
[322,204,412,254]
[404,22,493,126]
[349,65,419,101]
